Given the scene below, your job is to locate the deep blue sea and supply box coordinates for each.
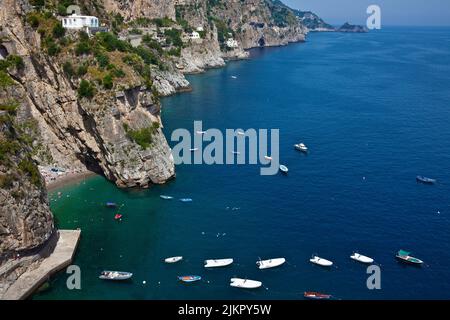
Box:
[35,27,450,300]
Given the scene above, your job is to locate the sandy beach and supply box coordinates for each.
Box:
[39,166,98,192]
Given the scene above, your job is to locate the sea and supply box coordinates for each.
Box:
[35,27,450,300]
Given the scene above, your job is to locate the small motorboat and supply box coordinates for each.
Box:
[178,275,202,283]
[350,253,374,264]
[179,198,192,202]
[160,195,173,200]
[204,258,234,268]
[165,256,183,264]
[256,258,286,269]
[236,130,245,136]
[310,255,333,267]
[264,156,272,161]
[196,131,206,135]
[99,271,133,280]
[396,250,423,265]
[231,76,237,79]
[231,151,241,155]
[114,214,122,220]
[190,148,199,152]
[294,143,308,152]
[106,202,117,208]
[416,176,436,184]
[304,292,332,300]
[230,278,262,289]
[279,165,288,174]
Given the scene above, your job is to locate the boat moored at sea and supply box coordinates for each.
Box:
[106,202,117,208]
[204,258,234,268]
[350,253,374,264]
[99,271,133,280]
[164,256,183,263]
[230,278,262,289]
[304,292,332,300]
[256,258,286,269]
[396,250,423,265]
[114,213,122,220]
[179,198,193,202]
[416,176,436,184]
[178,275,202,283]
[279,165,288,174]
[160,195,174,200]
[264,156,272,161]
[294,143,308,152]
[310,255,333,267]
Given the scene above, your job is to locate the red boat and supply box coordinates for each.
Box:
[304,292,332,300]
[114,214,122,220]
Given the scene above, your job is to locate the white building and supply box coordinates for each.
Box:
[189,31,201,39]
[226,38,238,48]
[62,13,99,29]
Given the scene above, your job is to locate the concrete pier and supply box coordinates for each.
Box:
[1,229,81,300]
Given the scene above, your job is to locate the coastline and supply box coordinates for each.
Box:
[45,170,98,192]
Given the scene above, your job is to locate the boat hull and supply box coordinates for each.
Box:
[256,258,286,269]
[310,256,333,267]
[350,253,374,264]
[99,271,133,280]
[165,256,183,263]
[204,258,234,268]
[178,275,202,283]
[304,292,331,300]
[230,278,262,289]
[396,255,423,265]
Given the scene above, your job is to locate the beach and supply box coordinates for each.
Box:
[39,166,98,192]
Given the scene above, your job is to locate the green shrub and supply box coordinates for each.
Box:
[52,23,65,38]
[95,53,110,68]
[18,159,41,187]
[77,64,88,76]
[0,140,20,161]
[0,71,14,87]
[167,47,181,57]
[75,41,91,55]
[152,17,175,28]
[102,74,113,89]
[0,100,19,114]
[96,32,130,52]
[63,61,74,77]
[124,122,160,149]
[0,174,14,189]
[27,14,40,29]
[164,28,183,47]
[78,80,95,98]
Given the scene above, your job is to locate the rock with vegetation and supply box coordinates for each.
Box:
[337,22,368,33]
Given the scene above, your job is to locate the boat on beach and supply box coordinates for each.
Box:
[416,176,436,184]
[396,250,423,265]
[204,258,234,268]
[165,256,183,264]
[350,253,374,264]
[230,278,262,289]
[99,271,133,280]
[310,255,333,267]
[304,292,332,300]
[178,275,202,283]
[294,143,308,152]
[160,195,173,200]
[256,258,286,269]
[279,165,288,174]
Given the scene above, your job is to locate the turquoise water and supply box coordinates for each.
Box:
[36,28,450,300]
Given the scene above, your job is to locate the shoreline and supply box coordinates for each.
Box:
[45,170,98,192]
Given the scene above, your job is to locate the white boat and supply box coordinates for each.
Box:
[204,258,234,268]
[279,165,288,174]
[160,195,173,200]
[231,151,241,155]
[264,156,272,161]
[230,278,262,289]
[350,253,374,264]
[294,143,308,152]
[99,271,133,280]
[196,131,206,135]
[256,258,286,269]
[310,255,333,267]
[231,76,237,79]
[190,148,199,152]
[164,256,183,264]
[236,130,245,136]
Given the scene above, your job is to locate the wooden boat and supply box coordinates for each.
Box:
[310,255,333,267]
[204,258,234,268]
[350,253,374,264]
[99,271,133,280]
[178,275,202,283]
[256,258,286,269]
[160,195,173,200]
[304,292,332,300]
[179,198,193,202]
[230,278,262,289]
[279,165,288,174]
[106,202,117,208]
[294,143,308,152]
[416,176,436,184]
[396,250,423,265]
[164,256,183,264]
